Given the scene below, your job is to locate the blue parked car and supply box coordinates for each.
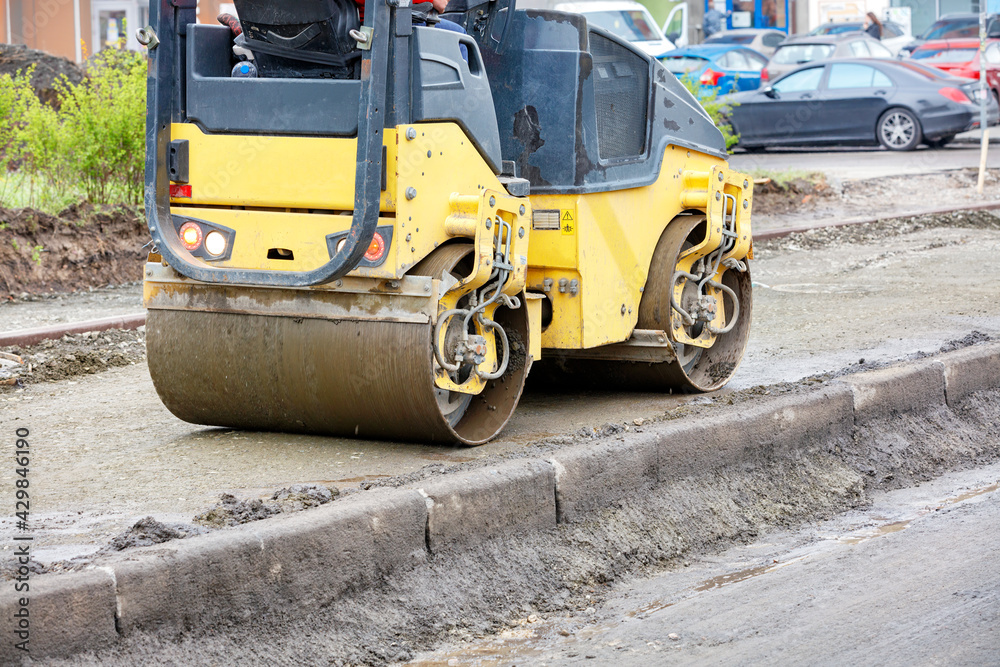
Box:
[660,45,768,95]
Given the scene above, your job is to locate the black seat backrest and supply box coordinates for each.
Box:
[233,0,361,78]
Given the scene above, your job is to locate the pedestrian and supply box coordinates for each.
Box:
[703,7,725,39]
[864,12,883,39]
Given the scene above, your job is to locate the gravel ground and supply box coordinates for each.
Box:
[0,328,145,387]
[750,168,1000,233]
[0,183,998,665]
[0,283,142,332]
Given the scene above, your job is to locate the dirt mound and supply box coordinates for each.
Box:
[0,44,84,107]
[106,517,208,551]
[0,204,149,296]
[752,175,834,216]
[194,485,340,528]
[0,328,146,388]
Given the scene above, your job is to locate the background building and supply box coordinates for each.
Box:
[0,0,230,63]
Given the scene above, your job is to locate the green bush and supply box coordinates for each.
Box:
[0,69,35,203]
[679,77,739,152]
[59,49,146,204]
[0,49,146,211]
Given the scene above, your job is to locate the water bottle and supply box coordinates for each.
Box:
[231,61,258,78]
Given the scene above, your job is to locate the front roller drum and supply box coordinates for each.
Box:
[629,214,752,391]
[532,214,751,393]
[146,301,531,445]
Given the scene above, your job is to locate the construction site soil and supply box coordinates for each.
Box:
[0,328,145,387]
[0,204,147,297]
[750,167,1000,228]
[0,44,84,108]
[0,207,995,391]
[44,387,1000,666]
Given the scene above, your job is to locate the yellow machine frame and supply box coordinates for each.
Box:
[150,122,751,364]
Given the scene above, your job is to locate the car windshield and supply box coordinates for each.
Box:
[771,44,835,64]
[662,56,708,73]
[911,47,977,63]
[811,22,861,35]
[919,18,978,40]
[584,10,662,41]
[704,34,755,44]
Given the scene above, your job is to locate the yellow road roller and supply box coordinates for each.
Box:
[141,0,753,444]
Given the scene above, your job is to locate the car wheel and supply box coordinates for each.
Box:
[877,108,922,151]
[926,134,955,149]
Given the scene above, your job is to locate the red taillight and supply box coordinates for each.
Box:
[178,221,203,251]
[700,68,723,86]
[364,232,386,262]
[939,86,973,104]
[169,184,192,198]
[761,67,769,82]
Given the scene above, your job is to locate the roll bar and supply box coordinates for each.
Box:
[143,0,389,286]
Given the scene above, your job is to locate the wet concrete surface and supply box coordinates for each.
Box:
[1,218,999,561]
[408,461,1000,666]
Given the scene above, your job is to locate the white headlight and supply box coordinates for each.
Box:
[204,230,227,257]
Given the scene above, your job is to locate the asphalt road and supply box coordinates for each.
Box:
[410,461,1000,666]
[730,142,1000,179]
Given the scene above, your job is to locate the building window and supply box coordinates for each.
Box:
[91,0,150,53]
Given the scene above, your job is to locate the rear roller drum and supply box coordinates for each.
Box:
[146,244,532,445]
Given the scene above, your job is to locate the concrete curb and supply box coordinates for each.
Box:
[2,344,999,661]
[834,359,947,425]
[938,343,1000,407]
[0,568,117,662]
[419,459,557,553]
[110,487,428,637]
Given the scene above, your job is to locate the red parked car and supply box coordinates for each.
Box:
[909,39,1000,103]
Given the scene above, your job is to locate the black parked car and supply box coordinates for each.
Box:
[726,59,999,151]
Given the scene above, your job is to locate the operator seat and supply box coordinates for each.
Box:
[233,0,361,79]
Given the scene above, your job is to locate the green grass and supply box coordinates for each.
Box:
[746,169,826,188]
[0,171,83,214]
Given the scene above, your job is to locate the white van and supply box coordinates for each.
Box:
[554,1,679,58]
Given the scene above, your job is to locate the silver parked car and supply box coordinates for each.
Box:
[807,19,913,56]
[702,28,787,57]
[763,33,893,85]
